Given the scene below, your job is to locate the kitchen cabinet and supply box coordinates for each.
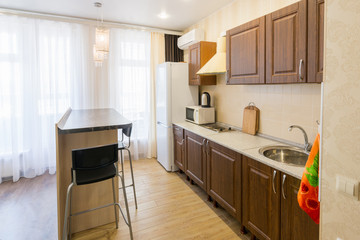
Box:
[243,156,319,240]
[242,156,280,240]
[281,173,319,240]
[173,125,185,172]
[206,140,242,221]
[184,130,207,191]
[226,17,265,84]
[189,41,217,85]
[266,0,307,84]
[308,0,325,83]
[226,0,324,85]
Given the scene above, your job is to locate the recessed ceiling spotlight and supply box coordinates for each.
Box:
[158,12,169,19]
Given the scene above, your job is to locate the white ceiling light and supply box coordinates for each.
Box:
[95,27,110,53]
[93,1,109,65]
[158,11,169,19]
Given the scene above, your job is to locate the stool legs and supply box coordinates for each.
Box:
[62,176,125,240]
[120,151,134,239]
[112,178,119,229]
[125,148,138,209]
[119,148,138,209]
[68,188,73,240]
[62,183,74,240]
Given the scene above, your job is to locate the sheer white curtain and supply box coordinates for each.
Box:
[0,14,157,183]
[0,15,94,183]
[149,33,165,158]
[108,29,152,160]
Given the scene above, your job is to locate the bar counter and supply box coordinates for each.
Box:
[55,108,131,239]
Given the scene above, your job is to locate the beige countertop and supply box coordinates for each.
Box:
[174,121,305,179]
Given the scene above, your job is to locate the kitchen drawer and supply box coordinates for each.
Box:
[173,125,184,139]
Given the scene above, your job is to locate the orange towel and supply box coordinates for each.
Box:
[298,133,320,224]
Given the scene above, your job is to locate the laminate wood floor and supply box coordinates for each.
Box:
[0,159,249,240]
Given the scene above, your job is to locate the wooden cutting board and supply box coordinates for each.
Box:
[242,103,260,135]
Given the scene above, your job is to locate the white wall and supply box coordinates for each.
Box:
[321,0,360,238]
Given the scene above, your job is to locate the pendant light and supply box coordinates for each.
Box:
[93,1,109,64]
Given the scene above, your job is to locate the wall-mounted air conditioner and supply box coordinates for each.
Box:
[177,29,204,50]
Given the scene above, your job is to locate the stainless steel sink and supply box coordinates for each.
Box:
[259,146,309,166]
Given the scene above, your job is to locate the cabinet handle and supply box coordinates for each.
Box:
[226,70,230,83]
[206,140,209,154]
[299,59,304,81]
[282,174,287,199]
[202,139,206,153]
[272,170,277,194]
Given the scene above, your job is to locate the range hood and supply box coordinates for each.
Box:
[197,37,226,75]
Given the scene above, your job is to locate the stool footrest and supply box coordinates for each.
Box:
[119,184,134,190]
[71,203,115,217]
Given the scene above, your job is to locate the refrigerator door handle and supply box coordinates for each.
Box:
[157,121,172,128]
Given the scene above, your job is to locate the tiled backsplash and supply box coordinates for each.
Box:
[200,75,321,145]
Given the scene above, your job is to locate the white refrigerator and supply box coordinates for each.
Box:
[156,62,198,171]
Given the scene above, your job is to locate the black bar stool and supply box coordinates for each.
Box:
[62,143,133,240]
[118,124,138,209]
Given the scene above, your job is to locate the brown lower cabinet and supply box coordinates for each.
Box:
[281,172,319,240]
[242,156,319,240]
[173,125,185,171]
[207,140,242,222]
[174,126,319,239]
[184,130,207,191]
[242,156,281,239]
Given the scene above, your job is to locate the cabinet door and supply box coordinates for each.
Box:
[185,130,207,190]
[281,174,319,240]
[207,141,242,221]
[226,16,265,84]
[189,43,201,85]
[266,0,307,84]
[308,0,324,83]
[173,126,185,171]
[188,41,216,86]
[242,156,280,240]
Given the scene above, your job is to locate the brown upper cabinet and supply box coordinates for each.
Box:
[226,17,265,84]
[266,0,307,84]
[189,41,217,85]
[226,0,324,85]
[308,0,325,83]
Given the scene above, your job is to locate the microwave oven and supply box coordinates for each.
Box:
[185,106,215,124]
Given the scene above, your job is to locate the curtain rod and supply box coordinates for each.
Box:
[0,7,183,36]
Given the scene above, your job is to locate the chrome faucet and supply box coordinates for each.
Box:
[288,125,312,152]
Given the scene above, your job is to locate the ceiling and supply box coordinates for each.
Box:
[0,0,235,32]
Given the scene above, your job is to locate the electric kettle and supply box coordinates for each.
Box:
[201,92,211,108]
